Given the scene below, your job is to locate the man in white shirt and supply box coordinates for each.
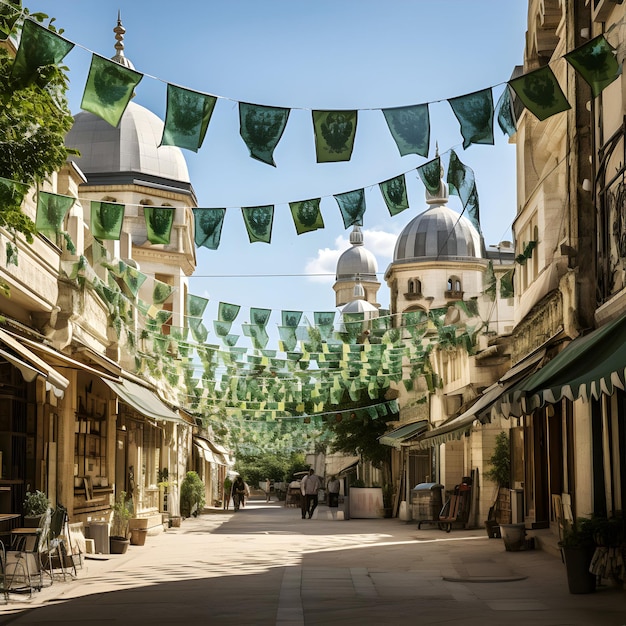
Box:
[301,468,322,519]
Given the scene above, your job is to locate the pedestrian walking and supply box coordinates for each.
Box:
[264,478,272,502]
[327,475,340,508]
[301,468,322,519]
[231,475,246,511]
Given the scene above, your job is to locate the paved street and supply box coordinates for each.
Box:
[0,497,625,625]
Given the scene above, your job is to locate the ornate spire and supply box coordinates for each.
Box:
[349,225,364,246]
[425,141,448,206]
[111,12,135,70]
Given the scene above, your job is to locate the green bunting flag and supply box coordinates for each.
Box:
[81,54,143,127]
[496,85,516,137]
[508,65,570,122]
[0,176,28,211]
[187,293,209,318]
[314,311,335,327]
[152,280,174,305]
[417,157,442,196]
[239,103,290,166]
[278,326,298,352]
[565,35,621,99]
[379,174,409,216]
[144,206,174,245]
[218,302,241,322]
[0,0,21,41]
[242,205,274,243]
[313,110,357,163]
[35,191,75,236]
[193,208,225,250]
[250,308,271,327]
[189,318,209,343]
[213,320,232,337]
[289,199,324,235]
[282,310,302,328]
[121,265,147,298]
[90,201,124,240]
[382,104,430,157]
[334,189,365,229]
[161,84,216,152]
[11,18,74,87]
[448,88,494,149]
[500,268,514,298]
[447,150,481,234]
[484,260,497,301]
[242,324,269,350]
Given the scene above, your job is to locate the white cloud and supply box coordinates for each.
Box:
[304,228,397,284]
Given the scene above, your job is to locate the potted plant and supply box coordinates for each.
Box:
[180,471,205,518]
[484,431,510,538]
[109,490,132,554]
[23,490,50,527]
[559,517,596,594]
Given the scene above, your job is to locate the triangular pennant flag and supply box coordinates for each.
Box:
[35,191,74,235]
[242,205,273,243]
[161,84,216,152]
[189,318,209,343]
[565,35,621,99]
[282,310,303,328]
[239,103,290,166]
[448,88,494,149]
[334,189,365,229]
[80,54,143,127]
[289,198,324,235]
[218,302,241,322]
[152,279,174,305]
[495,85,516,137]
[379,174,409,216]
[11,18,74,87]
[144,206,174,245]
[90,200,124,240]
[500,268,514,299]
[416,157,442,196]
[312,110,357,162]
[508,65,570,122]
[250,308,271,327]
[187,293,209,317]
[0,176,28,211]
[0,0,21,41]
[193,208,225,250]
[382,103,429,157]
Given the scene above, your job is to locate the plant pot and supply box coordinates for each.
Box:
[23,515,43,528]
[500,523,526,551]
[109,536,130,554]
[169,516,181,528]
[561,545,596,594]
[130,528,147,546]
[484,519,501,538]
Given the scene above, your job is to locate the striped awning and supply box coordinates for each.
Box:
[379,420,428,448]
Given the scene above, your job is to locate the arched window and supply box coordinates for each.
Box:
[408,279,415,294]
[447,276,462,295]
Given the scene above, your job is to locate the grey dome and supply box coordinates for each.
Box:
[65,102,191,188]
[336,226,378,281]
[394,205,483,262]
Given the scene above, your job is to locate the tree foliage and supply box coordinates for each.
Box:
[0,7,75,242]
[234,451,309,487]
[485,431,510,488]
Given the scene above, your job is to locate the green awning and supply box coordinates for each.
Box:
[501,312,626,416]
[104,378,182,423]
[379,420,428,448]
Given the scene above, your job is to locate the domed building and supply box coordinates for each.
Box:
[385,174,488,316]
[65,15,197,349]
[333,226,380,308]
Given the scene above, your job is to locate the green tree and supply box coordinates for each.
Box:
[486,431,510,488]
[0,7,75,244]
[180,471,205,517]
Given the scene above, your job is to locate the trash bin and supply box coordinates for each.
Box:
[85,521,110,554]
[411,483,444,523]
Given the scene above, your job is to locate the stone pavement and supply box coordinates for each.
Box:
[0,498,624,625]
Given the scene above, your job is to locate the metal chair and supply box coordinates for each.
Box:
[40,504,74,582]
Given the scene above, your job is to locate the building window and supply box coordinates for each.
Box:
[405,278,422,300]
[446,276,462,297]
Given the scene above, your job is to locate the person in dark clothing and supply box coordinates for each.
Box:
[231,476,246,511]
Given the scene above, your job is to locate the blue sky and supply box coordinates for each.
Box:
[23,1,527,343]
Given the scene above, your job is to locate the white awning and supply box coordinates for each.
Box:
[103,378,183,423]
[0,328,69,396]
[193,437,220,465]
